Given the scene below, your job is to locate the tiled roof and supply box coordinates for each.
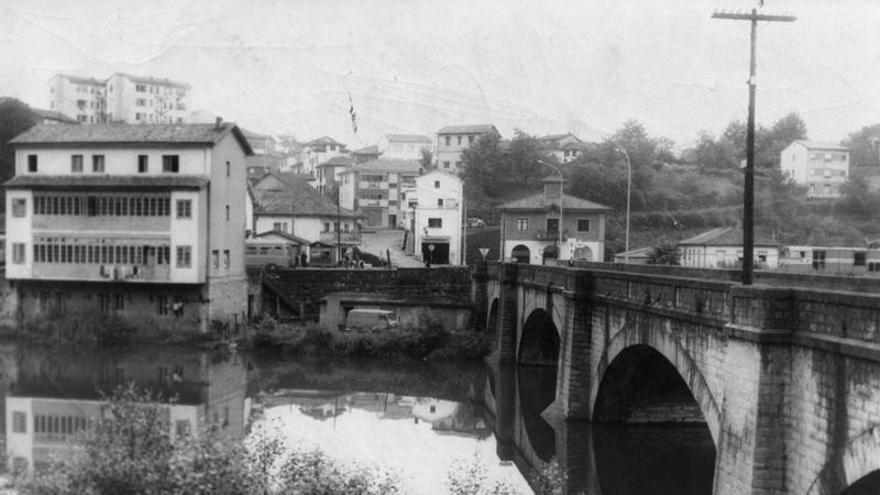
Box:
[317,156,354,167]
[254,173,363,218]
[348,159,422,174]
[117,73,191,90]
[305,136,345,147]
[10,123,254,155]
[537,133,580,143]
[240,127,271,140]
[497,192,611,211]
[384,134,432,143]
[678,227,777,247]
[436,124,496,135]
[4,175,209,190]
[791,140,849,152]
[31,108,78,124]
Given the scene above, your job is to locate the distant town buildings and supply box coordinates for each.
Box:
[678,226,779,269]
[435,125,498,173]
[299,137,349,177]
[4,122,251,332]
[49,73,192,124]
[780,140,850,199]
[339,159,422,228]
[497,176,609,264]
[377,134,432,161]
[537,133,588,163]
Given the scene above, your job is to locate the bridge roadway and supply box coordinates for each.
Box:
[473,261,880,495]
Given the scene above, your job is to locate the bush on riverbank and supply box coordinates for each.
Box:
[19,309,135,345]
[246,314,493,361]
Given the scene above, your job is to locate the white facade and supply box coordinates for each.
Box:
[377,134,431,161]
[435,125,497,174]
[300,137,349,177]
[780,141,850,199]
[679,245,779,269]
[48,75,107,124]
[412,172,463,265]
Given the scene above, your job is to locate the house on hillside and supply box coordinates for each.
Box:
[780,140,850,199]
[299,137,349,177]
[497,176,610,264]
[537,133,588,163]
[435,124,498,173]
[5,122,253,332]
[249,172,363,265]
[316,156,354,195]
[377,134,432,161]
[678,226,779,269]
[338,159,422,228]
[351,145,381,163]
[240,128,276,155]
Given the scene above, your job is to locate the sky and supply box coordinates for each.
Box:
[1,0,879,150]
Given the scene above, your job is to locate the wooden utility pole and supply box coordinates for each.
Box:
[712,8,795,285]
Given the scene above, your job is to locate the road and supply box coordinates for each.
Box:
[359,229,424,268]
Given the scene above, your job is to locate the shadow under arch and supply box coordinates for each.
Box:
[516,365,557,462]
[842,471,880,495]
[518,309,559,367]
[806,426,880,495]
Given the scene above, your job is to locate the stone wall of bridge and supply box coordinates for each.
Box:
[475,261,880,495]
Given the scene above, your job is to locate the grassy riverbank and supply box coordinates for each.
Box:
[243,316,494,361]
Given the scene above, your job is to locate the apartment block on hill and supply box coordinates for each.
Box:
[339,159,422,228]
[435,125,498,173]
[780,140,850,199]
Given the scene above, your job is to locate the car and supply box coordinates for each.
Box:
[467,217,486,228]
[344,309,399,331]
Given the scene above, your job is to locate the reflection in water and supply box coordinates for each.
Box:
[0,342,718,494]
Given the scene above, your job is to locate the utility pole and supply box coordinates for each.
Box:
[712,7,795,285]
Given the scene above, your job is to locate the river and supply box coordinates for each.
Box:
[0,341,715,494]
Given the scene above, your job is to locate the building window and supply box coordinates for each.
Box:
[212,250,219,269]
[114,294,124,311]
[136,84,146,92]
[455,161,461,168]
[468,135,475,144]
[27,154,37,172]
[92,155,105,173]
[457,136,462,145]
[434,180,440,188]
[226,161,230,177]
[223,249,230,268]
[176,199,192,218]
[443,161,450,169]
[12,198,26,217]
[162,155,180,173]
[71,154,83,173]
[577,219,590,232]
[176,246,192,268]
[428,218,442,228]
[12,243,25,264]
[516,218,528,231]
[437,199,444,207]
[138,155,149,173]
[225,205,230,221]
[854,251,867,266]
[158,295,168,315]
[444,136,451,146]
[136,98,146,106]
[12,412,26,433]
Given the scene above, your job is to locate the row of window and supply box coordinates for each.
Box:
[443,134,477,146]
[11,412,91,436]
[442,161,462,169]
[23,195,188,218]
[26,154,181,174]
[514,218,591,232]
[30,242,173,266]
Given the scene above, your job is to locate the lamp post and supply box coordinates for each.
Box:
[612,146,632,263]
[537,160,564,260]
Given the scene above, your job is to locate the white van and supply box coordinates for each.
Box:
[344,309,399,331]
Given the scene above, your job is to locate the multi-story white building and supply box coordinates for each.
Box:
[315,156,354,195]
[409,171,463,265]
[339,159,422,228]
[299,137,349,177]
[48,73,191,125]
[377,134,432,161]
[780,140,850,199]
[435,125,498,173]
[5,121,252,333]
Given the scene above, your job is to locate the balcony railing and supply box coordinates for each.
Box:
[535,229,569,242]
[319,231,363,244]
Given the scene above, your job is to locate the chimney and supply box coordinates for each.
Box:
[215,117,223,129]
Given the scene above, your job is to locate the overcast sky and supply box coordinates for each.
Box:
[2,0,878,149]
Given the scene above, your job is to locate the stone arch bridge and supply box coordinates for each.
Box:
[473,261,880,495]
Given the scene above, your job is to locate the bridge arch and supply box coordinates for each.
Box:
[518,309,560,366]
[592,323,722,445]
[806,426,880,495]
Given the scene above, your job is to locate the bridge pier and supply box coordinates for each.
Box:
[552,270,594,419]
[487,263,519,365]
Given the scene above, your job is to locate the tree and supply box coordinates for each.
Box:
[460,130,545,206]
[843,124,880,169]
[647,241,681,265]
[0,98,38,209]
[419,147,433,170]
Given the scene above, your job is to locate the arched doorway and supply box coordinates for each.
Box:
[518,309,559,366]
[573,246,593,261]
[842,471,880,494]
[542,245,558,265]
[511,244,530,264]
[592,345,716,494]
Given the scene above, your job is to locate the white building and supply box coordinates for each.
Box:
[779,140,850,199]
[339,159,421,228]
[377,134,432,161]
[299,137,349,177]
[678,227,779,269]
[410,171,463,265]
[49,73,191,125]
[435,125,498,173]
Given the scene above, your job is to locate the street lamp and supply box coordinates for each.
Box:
[537,160,564,261]
[612,147,632,263]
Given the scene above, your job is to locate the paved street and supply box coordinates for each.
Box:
[360,229,424,268]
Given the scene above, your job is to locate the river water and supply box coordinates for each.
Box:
[0,341,715,494]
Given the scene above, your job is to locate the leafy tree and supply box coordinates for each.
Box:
[419,147,433,170]
[460,130,545,206]
[842,124,880,169]
[0,97,38,209]
[838,176,880,218]
[646,241,681,265]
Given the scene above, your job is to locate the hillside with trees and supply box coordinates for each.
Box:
[463,114,880,261]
